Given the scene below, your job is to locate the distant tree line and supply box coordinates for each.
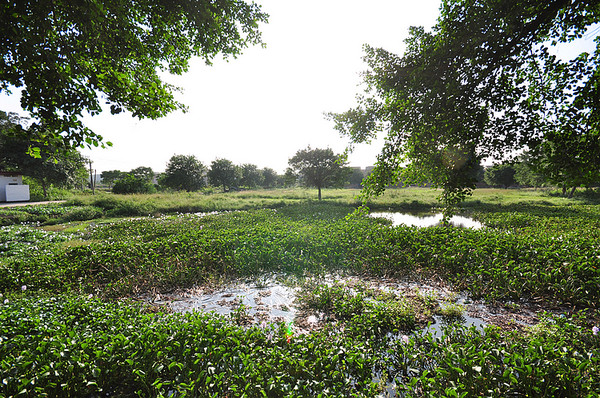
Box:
[100,147,356,199]
[1,112,358,200]
[101,156,287,195]
[482,149,600,198]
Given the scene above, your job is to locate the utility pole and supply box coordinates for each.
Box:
[88,159,95,195]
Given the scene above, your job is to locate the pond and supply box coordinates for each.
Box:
[163,277,298,325]
[142,275,544,397]
[145,274,539,337]
[370,211,484,229]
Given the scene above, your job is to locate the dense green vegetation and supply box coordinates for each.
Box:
[1,188,599,396]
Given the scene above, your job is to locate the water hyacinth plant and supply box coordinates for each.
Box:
[0,188,599,395]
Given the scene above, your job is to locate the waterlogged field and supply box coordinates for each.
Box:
[1,188,600,397]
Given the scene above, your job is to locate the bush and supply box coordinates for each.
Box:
[106,201,155,217]
[484,164,517,188]
[112,174,156,194]
[90,196,121,210]
[60,206,104,222]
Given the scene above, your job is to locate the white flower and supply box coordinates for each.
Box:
[21,285,27,291]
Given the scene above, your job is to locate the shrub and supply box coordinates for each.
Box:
[112,174,156,194]
[60,206,104,222]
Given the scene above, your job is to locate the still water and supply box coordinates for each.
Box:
[158,276,496,335]
[370,212,483,229]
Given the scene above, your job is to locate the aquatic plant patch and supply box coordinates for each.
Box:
[1,295,598,397]
[0,225,77,257]
[295,280,437,337]
[1,203,600,309]
[2,192,600,396]
[0,295,382,397]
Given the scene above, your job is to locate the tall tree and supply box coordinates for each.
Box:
[513,152,547,188]
[530,129,600,197]
[100,170,126,188]
[484,164,517,188]
[0,1,268,150]
[328,0,600,214]
[0,111,86,198]
[288,147,349,200]
[207,158,240,192]
[129,166,155,183]
[261,167,279,188]
[161,154,206,192]
[240,163,264,188]
[348,168,365,187]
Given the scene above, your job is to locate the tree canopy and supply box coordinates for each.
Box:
[328,0,600,213]
[484,164,517,189]
[239,163,264,188]
[112,173,155,194]
[0,1,268,150]
[129,166,155,183]
[288,147,349,200]
[0,111,86,197]
[100,170,126,188]
[207,158,239,192]
[261,167,279,189]
[161,154,206,192]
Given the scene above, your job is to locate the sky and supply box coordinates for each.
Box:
[1,2,597,175]
[0,0,441,174]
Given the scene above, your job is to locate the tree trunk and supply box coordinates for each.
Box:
[562,184,567,196]
[41,179,48,199]
[318,186,322,201]
[568,186,577,199]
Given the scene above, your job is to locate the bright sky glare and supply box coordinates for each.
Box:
[1,2,596,175]
[0,0,441,174]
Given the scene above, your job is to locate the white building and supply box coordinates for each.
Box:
[0,172,30,202]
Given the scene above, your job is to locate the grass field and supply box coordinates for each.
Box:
[1,188,599,396]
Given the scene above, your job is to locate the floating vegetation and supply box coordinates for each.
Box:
[1,192,600,396]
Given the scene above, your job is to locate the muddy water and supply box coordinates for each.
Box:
[370,212,484,229]
[151,275,540,337]
[154,278,299,324]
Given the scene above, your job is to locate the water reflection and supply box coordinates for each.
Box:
[165,279,298,323]
[370,212,483,229]
[160,276,494,334]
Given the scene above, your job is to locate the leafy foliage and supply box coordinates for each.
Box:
[328,0,600,213]
[1,190,600,395]
[513,152,547,188]
[239,163,264,188]
[484,164,517,188]
[261,167,280,188]
[2,201,600,307]
[112,174,156,194]
[0,296,597,396]
[161,154,206,192]
[100,170,126,188]
[0,0,268,149]
[288,147,350,200]
[207,158,240,192]
[0,111,87,198]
